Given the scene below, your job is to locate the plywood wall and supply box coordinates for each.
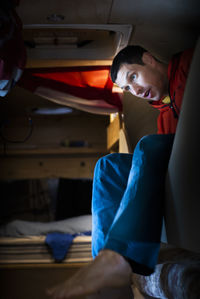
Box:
[0,88,109,180]
[122,93,159,151]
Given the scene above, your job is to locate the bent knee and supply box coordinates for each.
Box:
[94,154,121,178]
[96,153,120,167]
[95,153,132,174]
[137,134,174,153]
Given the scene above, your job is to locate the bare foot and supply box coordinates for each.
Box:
[46,249,132,298]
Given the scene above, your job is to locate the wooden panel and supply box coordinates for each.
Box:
[119,129,130,153]
[110,0,199,60]
[0,156,100,180]
[17,0,112,24]
[107,114,120,150]
[0,147,107,156]
[0,263,87,269]
[0,266,88,299]
[0,114,108,150]
[110,0,200,26]
[26,59,112,68]
[123,93,158,151]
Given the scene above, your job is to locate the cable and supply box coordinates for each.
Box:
[0,116,33,144]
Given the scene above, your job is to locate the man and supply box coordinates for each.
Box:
[47,45,193,299]
[111,45,193,134]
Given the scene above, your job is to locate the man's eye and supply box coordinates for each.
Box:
[130,74,136,81]
[124,86,130,91]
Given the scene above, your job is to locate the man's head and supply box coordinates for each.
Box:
[110,45,168,101]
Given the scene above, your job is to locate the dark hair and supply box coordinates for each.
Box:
[110,45,147,83]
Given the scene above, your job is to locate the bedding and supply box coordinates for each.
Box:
[0,215,92,264]
[0,234,92,264]
[0,215,92,237]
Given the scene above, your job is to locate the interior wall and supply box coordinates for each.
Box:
[110,0,200,60]
[0,86,109,181]
[17,0,200,62]
[122,93,159,151]
[0,113,108,150]
[16,0,113,24]
[0,265,87,299]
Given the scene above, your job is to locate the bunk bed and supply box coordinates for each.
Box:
[0,216,92,299]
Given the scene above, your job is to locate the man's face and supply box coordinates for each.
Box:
[115,52,168,101]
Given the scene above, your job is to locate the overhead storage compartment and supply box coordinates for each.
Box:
[23,24,132,60]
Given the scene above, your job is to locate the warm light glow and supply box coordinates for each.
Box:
[110,112,118,122]
[112,85,123,93]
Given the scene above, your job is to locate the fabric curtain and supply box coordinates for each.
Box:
[18,66,122,114]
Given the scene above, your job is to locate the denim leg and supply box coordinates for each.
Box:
[103,134,174,274]
[92,153,133,257]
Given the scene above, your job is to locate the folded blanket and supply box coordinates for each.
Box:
[0,215,92,237]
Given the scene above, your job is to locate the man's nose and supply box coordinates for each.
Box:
[134,84,143,95]
[130,84,143,96]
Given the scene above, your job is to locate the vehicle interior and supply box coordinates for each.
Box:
[0,1,200,298]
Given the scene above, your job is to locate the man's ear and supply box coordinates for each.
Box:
[142,52,155,66]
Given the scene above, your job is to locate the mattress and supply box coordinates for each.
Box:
[0,235,92,265]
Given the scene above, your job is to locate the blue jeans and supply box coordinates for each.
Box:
[92,134,174,275]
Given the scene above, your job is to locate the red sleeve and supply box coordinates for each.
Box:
[179,48,194,78]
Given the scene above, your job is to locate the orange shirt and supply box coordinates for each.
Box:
[150,48,194,134]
